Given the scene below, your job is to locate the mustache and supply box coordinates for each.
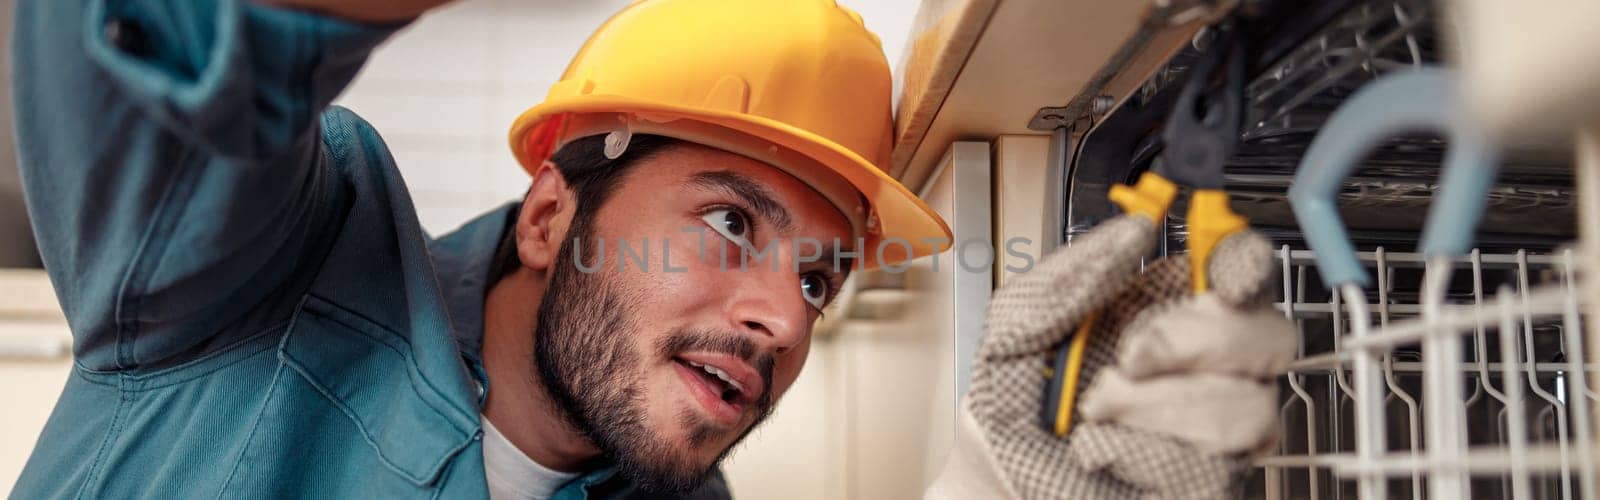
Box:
[656,329,776,407]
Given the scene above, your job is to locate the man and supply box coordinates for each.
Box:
[11,0,1292,499]
[11,0,942,497]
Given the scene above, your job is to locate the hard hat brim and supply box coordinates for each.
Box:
[509,96,953,269]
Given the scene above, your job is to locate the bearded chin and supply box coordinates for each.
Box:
[530,226,725,494]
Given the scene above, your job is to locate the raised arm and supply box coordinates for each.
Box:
[261,0,455,23]
[11,0,424,370]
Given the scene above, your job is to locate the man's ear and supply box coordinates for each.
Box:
[515,160,575,272]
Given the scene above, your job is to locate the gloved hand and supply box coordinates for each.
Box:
[943,214,1297,500]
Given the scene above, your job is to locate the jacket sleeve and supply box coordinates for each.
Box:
[12,0,402,370]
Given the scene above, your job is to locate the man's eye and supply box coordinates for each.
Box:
[800,273,830,309]
[702,208,753,248]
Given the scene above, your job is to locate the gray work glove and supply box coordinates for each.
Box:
[965,214,1297,500]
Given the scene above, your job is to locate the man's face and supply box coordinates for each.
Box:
[534,144,853,492]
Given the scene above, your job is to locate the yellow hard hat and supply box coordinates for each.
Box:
[508,0,952,269]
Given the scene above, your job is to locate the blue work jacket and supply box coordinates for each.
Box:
[9,1,728,498]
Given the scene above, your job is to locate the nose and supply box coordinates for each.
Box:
[724,262,809,354]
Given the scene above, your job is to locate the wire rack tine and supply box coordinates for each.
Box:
[1560,250,1597,500]
[1500,285,1534,500]
[1517,250,1573,499]
[1271,246,1291,500]
[1472,250,1511,406]
[1422,257,1470,498]
[1376,247,1425,498]
[1464,252,1487,410]
[1341,281,1387,500]
[1280,245,1320,499]
[1472,249,1517,497]
[1331,279,1358,397]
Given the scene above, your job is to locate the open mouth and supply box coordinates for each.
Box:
[672,358,751,425]
[689,359,747,402]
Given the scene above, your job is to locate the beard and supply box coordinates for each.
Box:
[532,220,778,493]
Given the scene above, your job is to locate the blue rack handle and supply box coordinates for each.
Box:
[1287,69,1500,288]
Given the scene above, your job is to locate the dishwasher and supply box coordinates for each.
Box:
[1053,0,1597,498]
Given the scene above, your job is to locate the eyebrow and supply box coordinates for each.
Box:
[813,248,855,276]
[686,170,795,234]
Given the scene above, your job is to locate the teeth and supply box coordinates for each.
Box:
[686,361,745,394]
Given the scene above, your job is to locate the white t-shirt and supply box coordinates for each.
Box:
[481,415,581,500]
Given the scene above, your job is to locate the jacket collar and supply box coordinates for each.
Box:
[428,202,519,381]
[427,203,625,496]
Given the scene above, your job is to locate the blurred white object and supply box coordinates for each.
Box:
[0,269,68,360]
[0,321,69,359]
[1455,0,1600,142]
[1456,7,1600,500]
[0,269,61,315]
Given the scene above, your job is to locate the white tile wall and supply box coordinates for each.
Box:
[339,0,920,236]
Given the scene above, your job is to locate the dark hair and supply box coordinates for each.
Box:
[491,134,682,279]
[551,134,681,218]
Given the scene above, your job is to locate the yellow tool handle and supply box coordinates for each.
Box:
[1046,174,1177,438]
[1047,175,1246,438]
[1051,316,1096,437]
[1108,174,1250,292]
[1107,172,1179,223]
[1185,189,1248,293]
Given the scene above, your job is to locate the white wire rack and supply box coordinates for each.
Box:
[1223,1,1600,497]
[1254,246,1597,500]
